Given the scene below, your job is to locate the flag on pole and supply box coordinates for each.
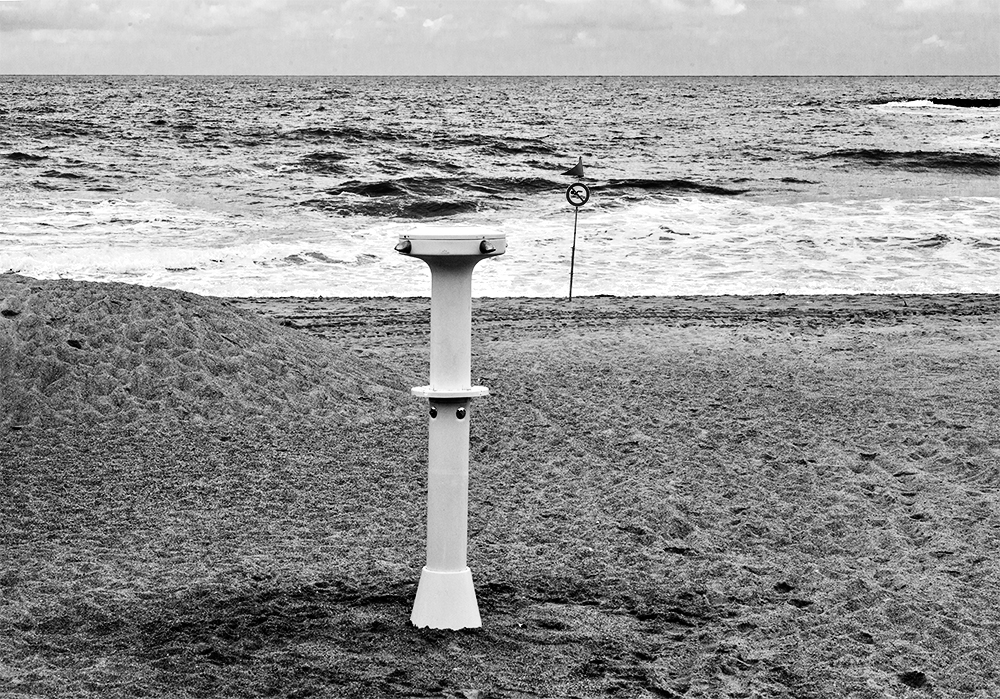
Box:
[562,156,584,177]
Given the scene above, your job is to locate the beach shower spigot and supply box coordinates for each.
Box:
[395,226,506,630]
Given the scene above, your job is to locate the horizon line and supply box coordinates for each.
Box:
[2,72,999,79]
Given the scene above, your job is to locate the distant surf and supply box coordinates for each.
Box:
[811,149,1000,175]
[872,98,1000,108]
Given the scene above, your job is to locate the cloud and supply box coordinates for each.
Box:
[178,2,279,35]
[339,0,403,21]
[710,0,746,15]
[511,0,689,32]
[422,13,452,34]
[1,0,996,75]
[168,0,292,35]
[898,0,952,10]
[0,0,113,31]
[897,0,994,10]
[0,0,299,36]
[512,3,550,23]
[29,28,71,43]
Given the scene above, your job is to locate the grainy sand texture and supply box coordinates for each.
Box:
[2,273,999,698]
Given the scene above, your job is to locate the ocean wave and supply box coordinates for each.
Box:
[263,123,562,158]
[301,175,483,216]
[910,233,950,249]
[776,177,820,185]
[395,152,465,173]
[597,178,749,196]
[282,125,407,142]
[401,200,480,218]
[31,169,115,193]
[325,175,564,199]
[466,176,559,195]
[279,251,347,265]
[41,120,100,138]
[299,196,479,219]
[5,152,47,163]
[295,151,352,174]
[306,175,748,217]
[812,149,1000,175]
[419,132,559,156]
[270,251,381,267]
[874,98,1000,109]
[328,179,413,197]
[39,170,86,180]
[477,135,559,156]
[301,151,350,162]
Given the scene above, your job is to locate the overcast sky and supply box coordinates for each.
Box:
[0,0,997,75]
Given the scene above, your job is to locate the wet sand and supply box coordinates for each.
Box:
[228,291,1000,345]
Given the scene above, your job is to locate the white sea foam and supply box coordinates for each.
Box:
[873,100,946,112]
[3,194,997,297]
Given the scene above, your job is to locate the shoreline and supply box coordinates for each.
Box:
[225,292,1000,345]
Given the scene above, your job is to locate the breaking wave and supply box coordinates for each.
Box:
[5,152,48,162]
[812,149,1000,175]
[598,178,749,196]
[300,195,480,219]
[873,98,1000,109]
[297,174,750,218]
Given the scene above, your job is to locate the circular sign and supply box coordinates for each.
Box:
[566,183,591,207]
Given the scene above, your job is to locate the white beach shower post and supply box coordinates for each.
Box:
[394,226,506,630]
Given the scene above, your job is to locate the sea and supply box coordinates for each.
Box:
[1,75,997,298]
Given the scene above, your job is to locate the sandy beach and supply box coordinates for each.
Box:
[2,273,999,698]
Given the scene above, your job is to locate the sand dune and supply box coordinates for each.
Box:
[0,274,411,431]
